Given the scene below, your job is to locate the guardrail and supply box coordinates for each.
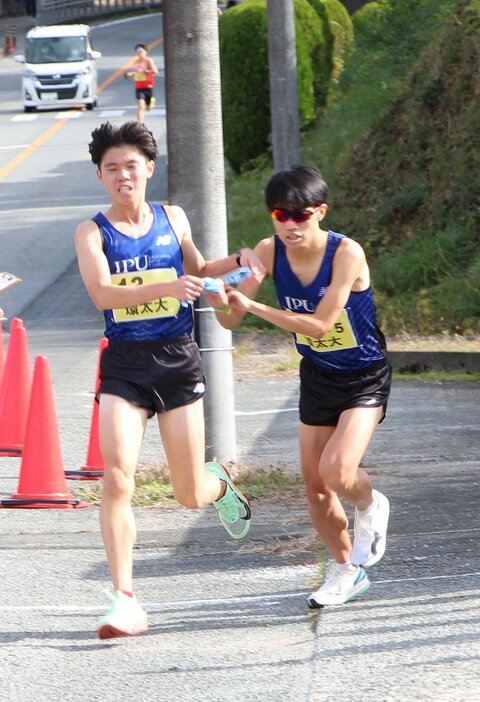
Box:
[35,0,162,24]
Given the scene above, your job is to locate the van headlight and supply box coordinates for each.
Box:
[24,68,37,79]
[78,66,91,76]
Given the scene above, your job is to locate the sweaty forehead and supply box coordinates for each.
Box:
[101,145,145,168]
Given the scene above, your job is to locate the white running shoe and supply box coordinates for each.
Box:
[351,490,390,568]
[97,590,148,640]
[307,565,370,608]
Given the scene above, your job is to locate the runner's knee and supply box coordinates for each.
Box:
[318,459,358,493]
[102,466,135,502]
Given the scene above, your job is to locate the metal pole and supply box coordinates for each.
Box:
[163,0,237,464]
[267,0,301,171]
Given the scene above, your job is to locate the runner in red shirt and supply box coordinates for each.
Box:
[124,43,159,123]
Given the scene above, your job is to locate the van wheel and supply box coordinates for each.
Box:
[24,106,36,113]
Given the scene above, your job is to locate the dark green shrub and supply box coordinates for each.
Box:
[352,1,389,33]
[219,0,325,171]
[219,2,270,170]
[299,0,334,106]
[313,0,354,83]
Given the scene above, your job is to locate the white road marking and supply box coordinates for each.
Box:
[9,107,164,123]
[11,114,37,121]
[0,572,478,615]
[99,110,125,117]
[0,143,31,148]
[375,571,480,586]
[0,589,306,615]
[54,111,82,119]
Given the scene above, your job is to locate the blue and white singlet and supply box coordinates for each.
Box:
[93,203,193,341]
[273,231,386,371]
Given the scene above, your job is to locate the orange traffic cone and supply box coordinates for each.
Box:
[9,317,24,335]
[0,356,89,509]
[0,323,31,456]
[0,322,4,387]
[65,338,108,480]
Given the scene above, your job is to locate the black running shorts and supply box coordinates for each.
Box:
[98,337,206,417]
[135,87,152,105]
[299,356,392,427]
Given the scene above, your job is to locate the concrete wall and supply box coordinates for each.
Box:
[1,0,162,20]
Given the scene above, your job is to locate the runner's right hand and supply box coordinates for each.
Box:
[170,275,205,302]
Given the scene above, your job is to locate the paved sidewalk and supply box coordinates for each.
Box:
[0,319,479,701]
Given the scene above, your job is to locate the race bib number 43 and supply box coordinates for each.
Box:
[111,268,180,323]
[296,309,358,352]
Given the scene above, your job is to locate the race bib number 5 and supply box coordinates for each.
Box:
[296,309,358,352]
[111,268,180,323]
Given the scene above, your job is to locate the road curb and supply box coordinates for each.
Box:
[389,350,480,373]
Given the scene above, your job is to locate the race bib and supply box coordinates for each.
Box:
[296,309,358,353]
[134,70,147,81]
[111,268,180,323]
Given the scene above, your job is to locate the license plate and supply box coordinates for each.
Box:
[41,92,58,101]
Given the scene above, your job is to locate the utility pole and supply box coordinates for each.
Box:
[267,0,301,171]
[162,0,237,464]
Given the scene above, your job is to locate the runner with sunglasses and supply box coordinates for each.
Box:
[213,165,391,607]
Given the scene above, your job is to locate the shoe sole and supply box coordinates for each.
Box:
[206,461,252,539]
[307,577,371,609]
[362,493,390,567]
[351,492,390,568]
[220,468,252,539]
[97,621,149,640]
[205,461,252,521]
[221,464,252,520]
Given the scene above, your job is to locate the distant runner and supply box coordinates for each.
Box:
[124,43,159,123]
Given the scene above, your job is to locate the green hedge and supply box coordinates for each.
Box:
[219,0,329,171]
[352,0,389,36]
[295,0,332,108]
[308,0,354,83]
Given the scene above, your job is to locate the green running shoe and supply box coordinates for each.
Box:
[97,590,148,640]
[206,461,252,540]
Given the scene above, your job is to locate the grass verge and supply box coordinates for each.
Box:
[73,462,305,507]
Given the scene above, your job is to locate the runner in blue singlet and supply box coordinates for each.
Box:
[214,165,391,608]
[75,121,265,639]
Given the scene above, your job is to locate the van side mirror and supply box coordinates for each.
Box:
[14,54,26,63]
[91,50,102,60]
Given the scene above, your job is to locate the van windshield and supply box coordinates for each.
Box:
[25,36,88,64]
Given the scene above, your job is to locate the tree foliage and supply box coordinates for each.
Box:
[219,0,331,171]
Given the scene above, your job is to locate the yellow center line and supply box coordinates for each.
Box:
[0,118,68,181]
[0,36,164,183]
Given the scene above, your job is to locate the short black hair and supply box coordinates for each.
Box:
[88,121,158,167]
[265,165,328,211]
[135,43,147,51]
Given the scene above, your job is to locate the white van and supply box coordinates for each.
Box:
[14,24,102,113]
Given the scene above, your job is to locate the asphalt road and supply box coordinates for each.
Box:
[0,12,479,702]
